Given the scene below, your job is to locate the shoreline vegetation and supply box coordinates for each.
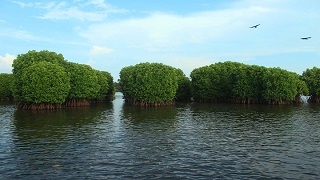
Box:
[0,50,320,109]
[1,50,115,110]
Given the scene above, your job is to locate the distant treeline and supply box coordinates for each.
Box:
[1,50,320,108]
[0,50,114,109]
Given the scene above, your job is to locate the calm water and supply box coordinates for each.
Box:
[1,93,320,179]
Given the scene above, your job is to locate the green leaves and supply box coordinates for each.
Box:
[0,73,13,100]
[190,61,306,104]
[120,62,180,106]
[302,67,320,96]
[8,49,318,107]
[12,50,68,102]
[10,50,114,109]
[261,68,299,104]
[20,61,70,103]
[301,67,320,102]
[64,62,101,100]
[174,68,192,101]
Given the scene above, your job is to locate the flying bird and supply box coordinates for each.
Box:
[301,37,311,40]
[250,24,260,28]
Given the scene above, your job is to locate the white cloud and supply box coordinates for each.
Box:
[79,5,273,51]
[11,1,34,8]
[40,6,106,21]
[86,45,114,67]
[167,56,217,76]
[0,54,15,73]
[0,28,41,41]
[85,0,116,10]
[10,30,38,40]
[82,0,320,68]
[90,45,114,55]
[12,0,127,21]
[78,0,320,79]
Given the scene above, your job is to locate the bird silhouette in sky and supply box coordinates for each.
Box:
[301,37,311,40]
[250,24,260,28]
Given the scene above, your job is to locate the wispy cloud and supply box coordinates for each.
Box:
[77,0,319,78]
[87,45,114,66]
[79,0,319,55]
[0,27,88,47]
[0,28,39,41]
[12,1,34,8]
[90,45,114,55]
[0,54,15,73]
[12,0,127,21]
[79,5,273,50]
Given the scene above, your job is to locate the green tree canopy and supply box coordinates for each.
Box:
[95,70,113,101]
[9,49,115,109]
[302,67,320,102]
[65,62,100,100]
[120,62,179,106]
[262,68,300,104]
[0,73,13,100]
[12,50,68,101]
[190,61,306,104]
[20,61,70,104]
[175,68,192,101]
[103,71,115,100]
[12,50,66,75]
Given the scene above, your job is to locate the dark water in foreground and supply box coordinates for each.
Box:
[1,93,320,179]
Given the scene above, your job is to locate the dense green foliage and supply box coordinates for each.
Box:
[120,62,180,106]
[0,73,13,100]
[262,68,308,104]
[190,61,308,104]
[302,67,320,102]
[104,71,115,100]
[95,70,110,101]
[175,68,192,101]
[20,61,70,103]
[12,50,66,74]
[65,62,100,100]
[5,49,320,108]
[12,50,67,101]
[19,61,70,109]
[11,50,114,109]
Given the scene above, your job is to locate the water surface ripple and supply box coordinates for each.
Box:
[1,94,320,179]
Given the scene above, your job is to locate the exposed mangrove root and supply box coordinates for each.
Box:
[0,97,14,101]
[63,99,90,107]
[105,94,115,101]
[17,102,63,110]
[125,99,175,107]
[90,95,115,104]
[89,99,105,104]
[16,98,113,110]
[308,95,320,103]
[193,97,301,105]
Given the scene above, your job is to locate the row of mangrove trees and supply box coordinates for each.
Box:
[0,50,114,109]
[118,61,318,106]
[190,61,308,104]
[1,50,320,108]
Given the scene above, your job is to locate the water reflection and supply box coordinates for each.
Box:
[0,95,319,179]
[13,102,113,138]
[8,103,114,179]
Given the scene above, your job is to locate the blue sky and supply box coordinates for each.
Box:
[1,0,319,80]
